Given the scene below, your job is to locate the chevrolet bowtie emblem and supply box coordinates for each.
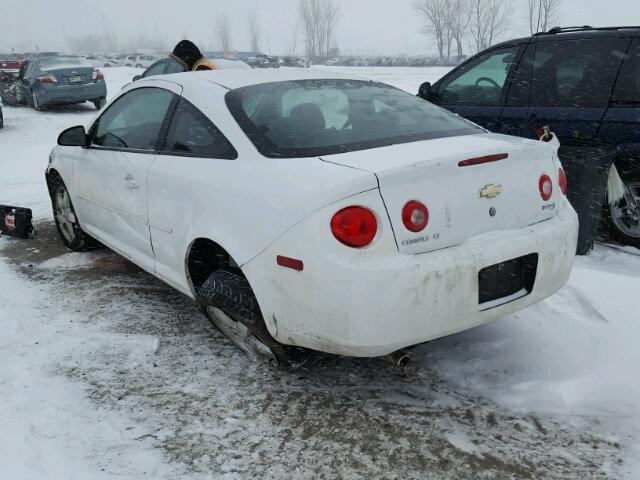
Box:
[480,184,502,199]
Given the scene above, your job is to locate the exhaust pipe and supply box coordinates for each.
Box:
[383,350,410,368]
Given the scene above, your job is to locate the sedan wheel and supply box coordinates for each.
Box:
[206,307,279,362]
[51,179,100,251]
[32,92,44,111]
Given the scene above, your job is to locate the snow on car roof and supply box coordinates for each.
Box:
[161,68,370,90]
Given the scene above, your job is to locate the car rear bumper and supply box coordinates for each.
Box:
[244,200,579,357]
[37,82,106,105]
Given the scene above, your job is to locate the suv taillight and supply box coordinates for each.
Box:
[539,174,553,201]
[558,168,567,195]
[331,206,377,248]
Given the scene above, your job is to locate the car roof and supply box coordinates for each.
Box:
[490,25,640,49]
[156,68,370,90]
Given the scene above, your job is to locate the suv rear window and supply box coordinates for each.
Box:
[225,79,483,158]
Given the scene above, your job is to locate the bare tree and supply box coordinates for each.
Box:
[527,0,562,34]
[287,28,299,57]
[216,13,232,53]
[469,0,512,53]
[414,0,451,62]
[446,0,471,58]
[248,12,261,52]
[299,0,339,58]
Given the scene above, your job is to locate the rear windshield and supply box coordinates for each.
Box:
[225,79,483,158]
[39,57,92,69]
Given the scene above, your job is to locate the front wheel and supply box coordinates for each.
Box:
[93,97,106,110]
[605,179,640,248]
[51,178,101,251]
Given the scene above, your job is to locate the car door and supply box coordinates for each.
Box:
[147,97,237,293]
[431,44,523,131]
[73,82,182,273]
[527,36,631,140]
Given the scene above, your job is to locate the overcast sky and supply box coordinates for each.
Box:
[1,0,639,55]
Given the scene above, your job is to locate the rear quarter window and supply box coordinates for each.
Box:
[612,39,640,104]
[530,38,630,107]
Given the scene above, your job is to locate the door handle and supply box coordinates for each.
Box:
[124,175,139,189]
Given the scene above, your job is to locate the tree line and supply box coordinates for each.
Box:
[415,0,562,62]
[64,0,561,59]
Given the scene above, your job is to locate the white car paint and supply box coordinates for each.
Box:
[48,69,579,357]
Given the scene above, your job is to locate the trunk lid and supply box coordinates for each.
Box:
[321,134,561,255]
[42,66,96,86]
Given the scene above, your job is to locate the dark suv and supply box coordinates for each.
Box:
[420,26,640,248]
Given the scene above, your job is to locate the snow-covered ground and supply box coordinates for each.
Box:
[1,66,639,479]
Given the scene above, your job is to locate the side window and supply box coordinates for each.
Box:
[612,40,640,104]
[438,47,520,105]
[163,99,237,159]
[92,88,175,151]
[143,61,168,78]
[165,59,187,74]
[530,38,630,107]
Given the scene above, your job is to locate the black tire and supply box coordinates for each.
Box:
[32,92,45,111]
[197,269,307,367]
[93,97,106,110]
[50,176,101,251]
[602,176,640,249]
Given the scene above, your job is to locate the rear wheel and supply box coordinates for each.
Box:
[51,178,101,251]
[93,97,106,110]
[197,269,307,367]
[606,179,640,248]
[32,92,45,111]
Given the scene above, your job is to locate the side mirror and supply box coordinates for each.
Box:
[132,75,142,82]
[58,125,88,147]
[418,81,433,101]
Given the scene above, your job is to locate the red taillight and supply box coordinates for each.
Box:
[402,200,429,232]
[92,69,104,81]
[458,153,509,167]
[330,206,377,248]
[37,74,57,83]
[558,168,567,195]
[539,174,553,201]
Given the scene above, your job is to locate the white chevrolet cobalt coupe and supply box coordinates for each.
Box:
[47,70,578,365]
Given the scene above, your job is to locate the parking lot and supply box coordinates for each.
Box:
[1,67,639,479]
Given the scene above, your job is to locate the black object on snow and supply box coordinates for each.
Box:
[0,205,35,239]
[557,138,618,255]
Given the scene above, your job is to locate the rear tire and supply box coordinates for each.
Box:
[604,176,640,248]
[51,177,101,251]
[197,269,307,367]
[93,97,106,110]
[32,92,45,111]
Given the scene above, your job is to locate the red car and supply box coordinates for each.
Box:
[0,54,22,80]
